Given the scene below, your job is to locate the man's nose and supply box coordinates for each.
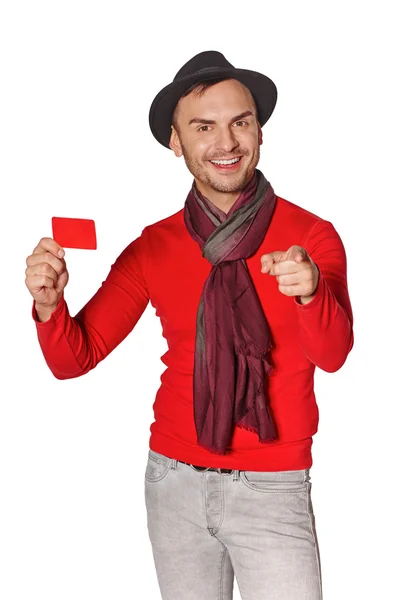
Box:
[215,127,239,153]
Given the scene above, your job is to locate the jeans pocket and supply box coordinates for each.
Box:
[240,469,308,493]
[145,450,172,483]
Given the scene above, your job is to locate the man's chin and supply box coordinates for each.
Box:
[207,180,246,193]
[204,168,252,193]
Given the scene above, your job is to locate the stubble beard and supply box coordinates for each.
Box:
[181,143,260,194]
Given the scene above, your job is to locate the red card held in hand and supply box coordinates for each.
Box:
[52,217,97,250]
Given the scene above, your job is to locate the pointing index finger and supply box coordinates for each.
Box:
[270,260,304,276]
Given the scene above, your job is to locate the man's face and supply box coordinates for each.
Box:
[169,79,262,194]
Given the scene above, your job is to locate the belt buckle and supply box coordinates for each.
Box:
[189,464,233,475]
[190,464,210,472]
[217,468,233,475]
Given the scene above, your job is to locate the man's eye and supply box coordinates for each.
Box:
[234,121,247,127]
[198,125,211,132]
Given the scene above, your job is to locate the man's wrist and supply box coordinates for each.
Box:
[35,302,58,322]
[299,264,320,304]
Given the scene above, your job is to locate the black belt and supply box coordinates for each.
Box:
[179,460,234,474]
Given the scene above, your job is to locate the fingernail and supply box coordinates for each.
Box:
[58,249,64,258]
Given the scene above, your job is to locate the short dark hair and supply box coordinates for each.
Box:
[171,77,258,133]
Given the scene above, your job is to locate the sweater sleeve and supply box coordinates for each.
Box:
[294,219,354,372]
[32,229,150,379]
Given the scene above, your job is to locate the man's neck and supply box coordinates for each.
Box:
[194,180,240,215]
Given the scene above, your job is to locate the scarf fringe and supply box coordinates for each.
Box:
[236,421,259,435]
[236,422,276,443]
[234,378,276,442]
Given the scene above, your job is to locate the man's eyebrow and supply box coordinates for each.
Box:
[188,110,255,126]
[188,117,216,125]
[231,110,254,121]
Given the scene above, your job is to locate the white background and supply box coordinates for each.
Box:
[1,1,398,598]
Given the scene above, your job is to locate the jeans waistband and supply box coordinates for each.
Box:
[149,449,309,482]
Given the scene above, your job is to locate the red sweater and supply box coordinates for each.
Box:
[32,195,354,471]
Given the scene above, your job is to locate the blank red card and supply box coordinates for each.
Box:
[52,217,97,250]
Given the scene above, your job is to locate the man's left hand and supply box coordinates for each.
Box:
[260,245,320,304]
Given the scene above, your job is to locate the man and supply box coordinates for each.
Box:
[25,51,354,599]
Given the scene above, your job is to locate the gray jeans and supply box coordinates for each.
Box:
[144,449,323,600]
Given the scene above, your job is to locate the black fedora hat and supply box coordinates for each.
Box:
[149,50,278,149]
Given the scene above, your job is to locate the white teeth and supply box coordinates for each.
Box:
[210,157,240,165]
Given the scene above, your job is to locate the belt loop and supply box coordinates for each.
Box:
[233,469,239,481]
[171,459,178,470]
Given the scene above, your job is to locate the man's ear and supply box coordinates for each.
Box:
[169,126,183,157]
[258,123,263,146]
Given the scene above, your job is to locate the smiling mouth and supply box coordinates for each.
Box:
[209,157,242,166]
[208,156,244,172]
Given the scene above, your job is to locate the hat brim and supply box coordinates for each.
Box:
[149,68,278,149]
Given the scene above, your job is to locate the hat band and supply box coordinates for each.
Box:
[176,65,229,81]
[195,65,226,73]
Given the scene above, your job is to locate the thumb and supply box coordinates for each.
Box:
[261,250,286,273]
[285,245,308,263]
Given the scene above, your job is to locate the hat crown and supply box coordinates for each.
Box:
[174,51,234,82]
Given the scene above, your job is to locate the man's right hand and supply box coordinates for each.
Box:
[25,237,69,317]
